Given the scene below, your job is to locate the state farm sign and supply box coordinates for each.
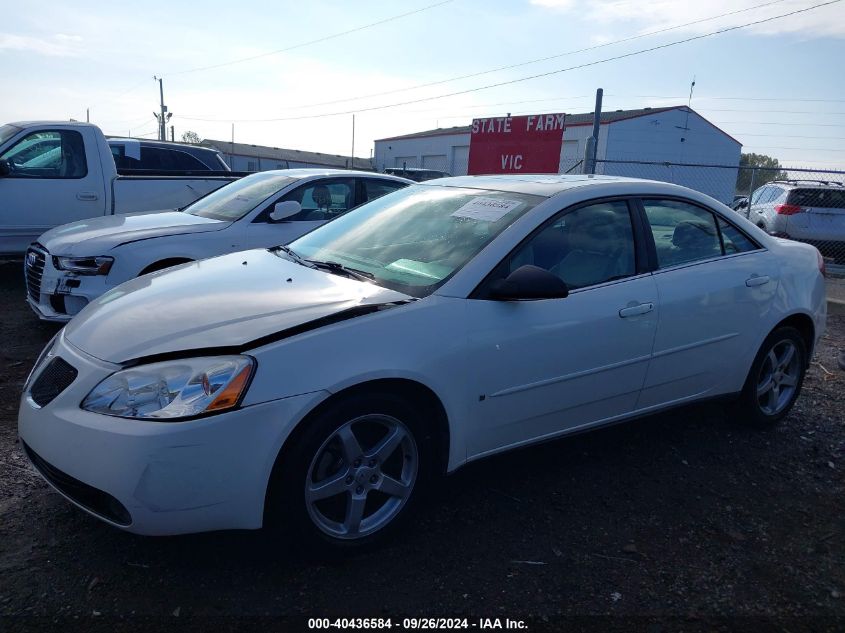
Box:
[467,113,566,175]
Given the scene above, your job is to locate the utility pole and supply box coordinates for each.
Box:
[583,88,603,175]
[86,108,89,123]
[170,125,175,142]
[350,114,355,170]
[153,76,172,141]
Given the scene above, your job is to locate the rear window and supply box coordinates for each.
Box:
[787,188,845,209]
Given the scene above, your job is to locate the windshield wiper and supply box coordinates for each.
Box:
[273,245,315,269]
[307,259,375,282]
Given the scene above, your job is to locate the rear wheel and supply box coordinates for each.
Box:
[733,326,807,427]
[266,391,434,554]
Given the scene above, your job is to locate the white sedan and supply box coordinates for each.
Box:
[24,169,411,321]
[19,175,826,551]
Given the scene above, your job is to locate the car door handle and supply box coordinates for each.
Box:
[745,275,770,287]
[76,191,99,201]
[619,302,654,318]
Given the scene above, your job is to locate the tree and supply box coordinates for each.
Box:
[736,152,788,194]
[181,130,202,144]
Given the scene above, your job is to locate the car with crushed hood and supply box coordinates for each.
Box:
[19,174,826,552]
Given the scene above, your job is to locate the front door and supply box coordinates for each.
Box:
[466,199,659,458]
[0,128,106,253]
[246,177,357,248]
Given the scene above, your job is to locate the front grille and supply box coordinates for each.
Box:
[22,441,131,526]
[29,357,78,407]
[24,245,46,302]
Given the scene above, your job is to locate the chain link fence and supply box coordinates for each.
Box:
[594,159,845,276]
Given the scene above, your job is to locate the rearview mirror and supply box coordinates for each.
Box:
[269,200,301,222]
[489,265,569,301]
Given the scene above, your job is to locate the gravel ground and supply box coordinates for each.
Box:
[0,259,843,631]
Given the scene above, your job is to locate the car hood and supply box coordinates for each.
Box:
[38,211,227,255]
[64,249,413,363]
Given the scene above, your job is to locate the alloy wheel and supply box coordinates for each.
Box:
[304,414,418,540]
[756,339,801,416]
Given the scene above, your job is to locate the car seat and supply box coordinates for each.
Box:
[309,184,332,221]
[551,207,633,288]
[670,220,720,264]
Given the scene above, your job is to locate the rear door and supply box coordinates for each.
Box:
[637,198,776,409]
[0,127,106,253]
[360,178,408,205]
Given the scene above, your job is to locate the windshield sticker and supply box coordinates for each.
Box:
[451,197,522,222]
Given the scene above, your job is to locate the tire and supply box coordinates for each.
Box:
[265,390,435,555]
[733,326,807,427]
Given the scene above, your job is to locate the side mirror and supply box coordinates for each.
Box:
[269,200,301,222]
[0,159,10,177]
[488,265,569,301]
[736,200,748,210]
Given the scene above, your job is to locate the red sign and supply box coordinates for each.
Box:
[467,113,566,175]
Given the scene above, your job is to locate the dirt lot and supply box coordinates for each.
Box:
[0,259,843,631]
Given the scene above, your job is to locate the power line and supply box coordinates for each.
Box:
[177,0,842,124]
[713,120,845,127]
[695,108,845,115]
[731,133,845,140]
[739,146,844,152]
[255,0,790,113]
[165,0,452,77]
[616,94,845,104]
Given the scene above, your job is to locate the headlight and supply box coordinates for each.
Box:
[81,356,254,420]
[54,255,114,275]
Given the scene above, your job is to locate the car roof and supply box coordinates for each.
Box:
[107,138,221,154]
[421,174,671,198]
[250,168,412,182]
[767,180,845,190]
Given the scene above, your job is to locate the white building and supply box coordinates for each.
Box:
[374,106,742,203]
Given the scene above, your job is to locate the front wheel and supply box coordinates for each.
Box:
[733,326,807,427]
[266,392,434,554]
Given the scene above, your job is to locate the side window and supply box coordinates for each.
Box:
[508,200,636,290]
[750,186,767,205]
[718,218,759,254]
[643,199,722,268]
[136,147,207,171]
[170,150,209,171]
[766,186,783,204]
[0,130,87,179]
[280,178,355,221]
[363,178,407,203]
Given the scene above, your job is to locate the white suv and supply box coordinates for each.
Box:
[745,180,845,263]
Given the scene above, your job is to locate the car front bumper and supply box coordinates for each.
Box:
[24,246,107,322]
[18,334,327,535]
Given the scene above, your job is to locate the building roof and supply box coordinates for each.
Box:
[201,139,372,170]
[375,106,740,146]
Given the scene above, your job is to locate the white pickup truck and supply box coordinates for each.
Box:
[0,121,242,255]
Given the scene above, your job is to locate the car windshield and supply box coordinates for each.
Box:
[184,172,298,221]
[287,185,543,298]
[0,124,21,147]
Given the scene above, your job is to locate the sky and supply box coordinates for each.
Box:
[2,0,844,168]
